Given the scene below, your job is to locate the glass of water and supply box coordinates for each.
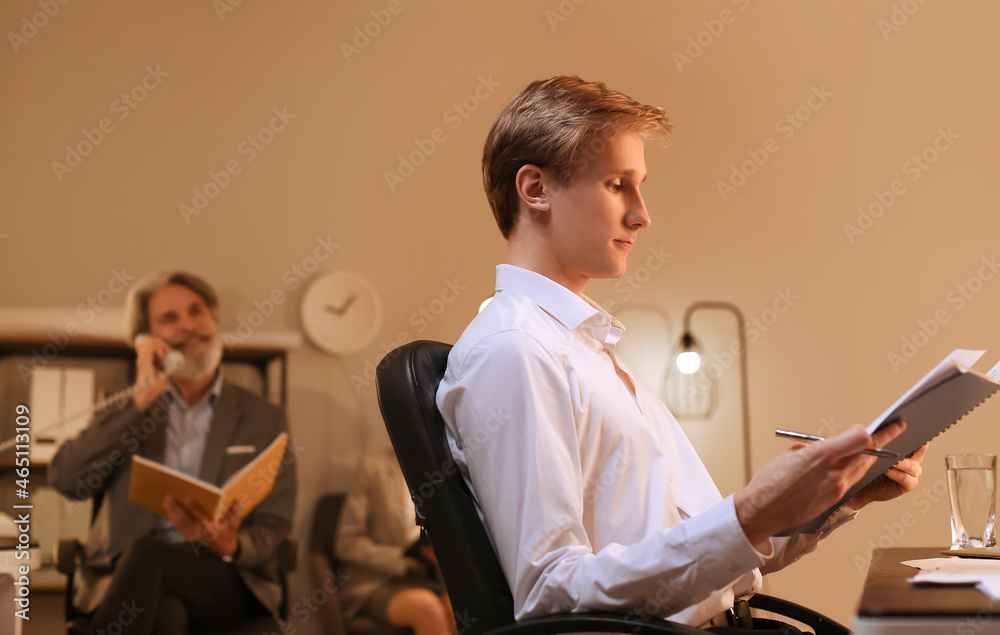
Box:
[946,454,997,549]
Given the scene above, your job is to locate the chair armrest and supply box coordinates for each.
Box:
[307,552,349,635]
[56,539,83,576]
[277,538,298,573]
[748,593,851,635]
[483,611,704,635]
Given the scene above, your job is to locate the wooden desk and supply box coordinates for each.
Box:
[853,546,1000,634]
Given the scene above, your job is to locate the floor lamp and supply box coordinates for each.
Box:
[672,301,752,486]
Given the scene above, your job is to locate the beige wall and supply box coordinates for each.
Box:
[3,0,1000,629]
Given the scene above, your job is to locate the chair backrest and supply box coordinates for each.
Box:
[376,340,516,635]
[310,492,347,573]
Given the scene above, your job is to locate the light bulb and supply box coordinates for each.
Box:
[676,350,702,375]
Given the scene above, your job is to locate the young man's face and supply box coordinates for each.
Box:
[539,131,651,292]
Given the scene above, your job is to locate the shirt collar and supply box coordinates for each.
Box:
[164,369,224,410]
[494,264,624,333]
[495,264,638,406]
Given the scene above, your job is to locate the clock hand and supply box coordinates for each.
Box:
[325,294,358,316]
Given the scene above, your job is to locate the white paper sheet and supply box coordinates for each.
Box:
[988,359,1000,381]
[903,557,1000,601]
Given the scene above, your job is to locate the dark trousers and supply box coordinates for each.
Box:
[85,536,269,635]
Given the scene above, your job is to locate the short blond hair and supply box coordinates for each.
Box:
[124,271,219,344]
[482,75,673,239]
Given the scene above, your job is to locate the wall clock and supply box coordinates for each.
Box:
[300,271,384,355]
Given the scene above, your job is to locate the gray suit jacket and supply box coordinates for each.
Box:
[49,380,297,616]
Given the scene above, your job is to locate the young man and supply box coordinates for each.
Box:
[51,271,296,634]
[436,76,926,631]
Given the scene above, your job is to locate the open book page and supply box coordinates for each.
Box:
[218,432,288,520]
[867,349,986,433]
[129,456,224,520]
[128,432,288,521]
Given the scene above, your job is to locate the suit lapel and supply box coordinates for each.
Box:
[198,381,243,484]
[143,395,170,462]
[112,395,170,552]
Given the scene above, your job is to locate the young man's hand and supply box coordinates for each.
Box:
[734,420,910,546]
[846,442,928,510]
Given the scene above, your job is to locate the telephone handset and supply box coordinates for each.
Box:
[134,334,186,376]
[161,350,185,376]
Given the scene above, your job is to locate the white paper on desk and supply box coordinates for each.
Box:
[988,359,1000,381]
[903,557,1000,601]
[867,349,988,433]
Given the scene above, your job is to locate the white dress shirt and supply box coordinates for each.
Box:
[436,264,854,627]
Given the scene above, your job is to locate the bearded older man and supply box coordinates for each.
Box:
[51,271,296,635]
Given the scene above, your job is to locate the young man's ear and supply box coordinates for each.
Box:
[515,164,551,216]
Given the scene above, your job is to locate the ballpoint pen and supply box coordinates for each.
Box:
[775,429,903,459]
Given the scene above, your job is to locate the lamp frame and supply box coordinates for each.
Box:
[681,301,752,485]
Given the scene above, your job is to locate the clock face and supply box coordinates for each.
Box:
[301,271,384,355]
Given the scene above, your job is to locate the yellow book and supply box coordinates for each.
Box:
[128,432,288,521]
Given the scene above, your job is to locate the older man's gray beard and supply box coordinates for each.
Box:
[169,332,223,381]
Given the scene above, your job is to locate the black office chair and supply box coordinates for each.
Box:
[375,339,852,635]
[57,535,297,635]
